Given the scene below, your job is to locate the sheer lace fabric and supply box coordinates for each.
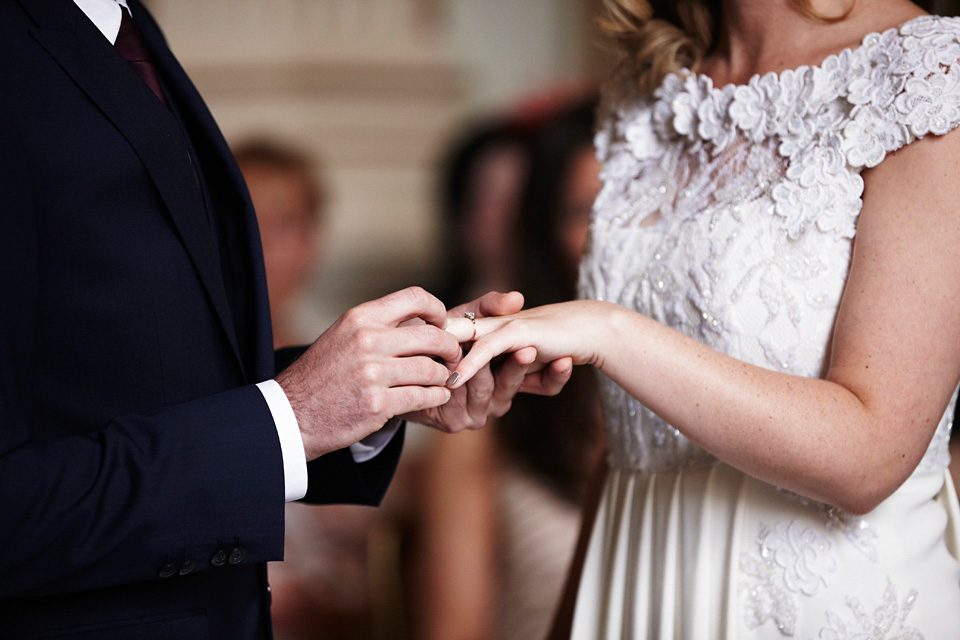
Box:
[573,15,960,639]
[581,14,960,474]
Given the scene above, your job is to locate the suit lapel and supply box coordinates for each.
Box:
[130,1,276,380]
[20,0,248,375]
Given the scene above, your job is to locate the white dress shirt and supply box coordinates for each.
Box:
[73,0,399,503]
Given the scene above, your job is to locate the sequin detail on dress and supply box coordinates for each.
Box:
[582,13,960,475]
[818,579,922,640]
[740,521,839,635]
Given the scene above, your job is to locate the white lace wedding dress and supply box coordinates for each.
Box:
[574,15,960,639]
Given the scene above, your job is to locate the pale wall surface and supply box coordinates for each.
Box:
[144,0,599,323]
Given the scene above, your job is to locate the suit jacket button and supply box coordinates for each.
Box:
[228,547,247,564]
[158,562,177,578]
[179,559,196,575]
[210,549,228,567]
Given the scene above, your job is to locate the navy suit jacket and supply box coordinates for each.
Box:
[0,1,402,637]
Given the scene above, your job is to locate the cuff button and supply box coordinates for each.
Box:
[228,547,247,564]
[210,549,228,567]
[179,559,196,575]
[158,562,177,578]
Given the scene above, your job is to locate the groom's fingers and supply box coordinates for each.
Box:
[448,290,524,320]
[463,364,496,429]
[518,357,573,396]
[489,347,537,417]
[361,286,448,329]
[474,290,524,318]
[386,325,463,363]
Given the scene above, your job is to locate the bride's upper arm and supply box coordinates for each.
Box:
[826,125,960,466]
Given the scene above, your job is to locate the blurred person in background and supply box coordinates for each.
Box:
[433,121,532,305]
[419,117,532,640]
[236,139,379,640]
[420,94,604,640]
[235,141,326,349]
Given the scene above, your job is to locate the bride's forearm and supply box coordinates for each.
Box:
[596,305,933,514]
[455,296,945,512]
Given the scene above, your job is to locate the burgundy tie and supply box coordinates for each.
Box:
[114,9,167,105]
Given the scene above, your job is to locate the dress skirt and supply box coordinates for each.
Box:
[570,463,960,639]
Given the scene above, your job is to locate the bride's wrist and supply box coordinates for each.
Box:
[581,300,627,371]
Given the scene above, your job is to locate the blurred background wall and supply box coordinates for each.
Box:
[142,0,610,322]
[141,0,960,325]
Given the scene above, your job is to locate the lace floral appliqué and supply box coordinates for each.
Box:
[740,521,839,635]
[583,13,960,473]
[818,579,922,640]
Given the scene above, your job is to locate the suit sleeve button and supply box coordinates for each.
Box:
[210,549,228,567]
[179,559,196,575]
[158,562,177,578]
[228,547,247,564]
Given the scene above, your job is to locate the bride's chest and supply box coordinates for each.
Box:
[580,140,855,373]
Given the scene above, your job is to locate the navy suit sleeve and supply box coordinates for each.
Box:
[0,386,286,599]
[304,423,405,506]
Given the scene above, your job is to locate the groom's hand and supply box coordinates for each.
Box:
[277,287,461,461]
[406,291,572,433]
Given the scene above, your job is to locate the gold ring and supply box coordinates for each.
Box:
[464,311,477,341]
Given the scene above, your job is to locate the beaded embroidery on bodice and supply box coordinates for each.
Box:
[581,14,960,472]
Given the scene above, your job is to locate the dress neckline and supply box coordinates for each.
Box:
[644,12,960,156]
[686,12,933,94]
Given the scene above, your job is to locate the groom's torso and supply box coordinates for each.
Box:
[0,0,275,636]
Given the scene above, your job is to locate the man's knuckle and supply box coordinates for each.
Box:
[353,328,377,353]
[410,386,431,408]
[418,326,440,350]
[477,376,495,395]
[406,286,428,305]
[342,306,365,326]
[429,363,449,385]
[444,415,466,433]
[468,416,489,430]
[362,388,384,416]
[359,361,381,383]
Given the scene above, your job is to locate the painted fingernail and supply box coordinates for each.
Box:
[446,371,461,387]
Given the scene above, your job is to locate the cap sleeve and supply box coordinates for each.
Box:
[842,15,960,169]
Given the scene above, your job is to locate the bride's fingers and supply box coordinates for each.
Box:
[448,328,525,388]
[444,315,507,343]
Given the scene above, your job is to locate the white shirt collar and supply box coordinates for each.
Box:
[73,0,131,45]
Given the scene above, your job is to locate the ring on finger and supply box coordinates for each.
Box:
[464,311,477,342]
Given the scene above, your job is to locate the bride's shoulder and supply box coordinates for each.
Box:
[838,14,960,168]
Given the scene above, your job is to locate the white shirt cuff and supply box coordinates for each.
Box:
[349,417,402,463]
[256,380,308,502]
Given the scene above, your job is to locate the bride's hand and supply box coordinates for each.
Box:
[446,300,612,389]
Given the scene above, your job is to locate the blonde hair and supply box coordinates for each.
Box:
[598,0,718,95]
[599,0,933,94]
